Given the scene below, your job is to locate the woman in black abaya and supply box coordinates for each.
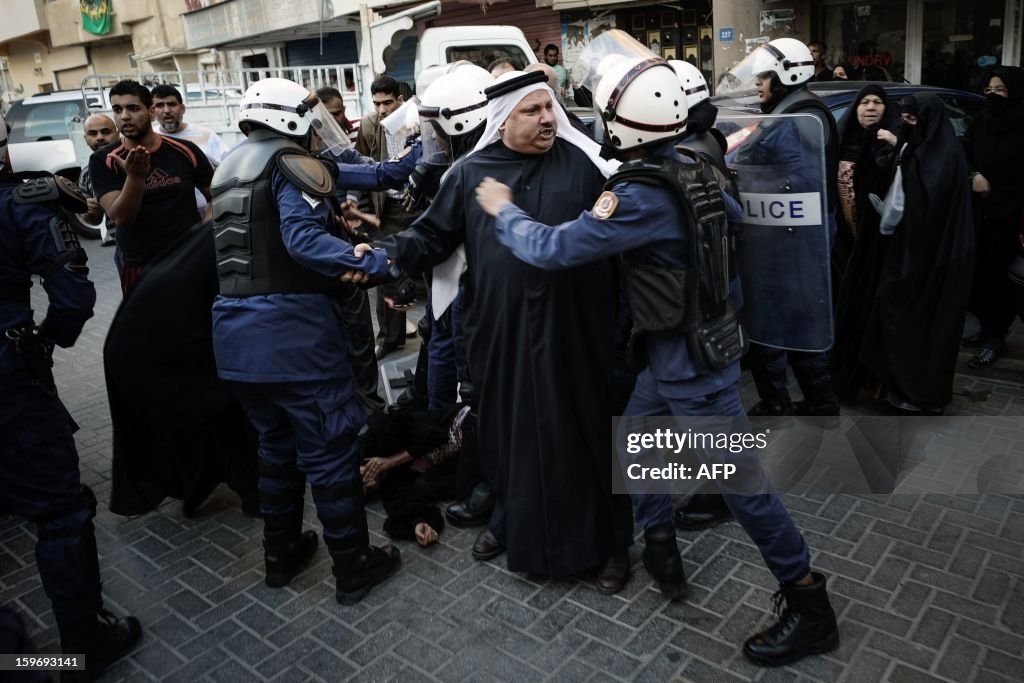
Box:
[831,85,900,288]
[835,93,974,411]
[831,86,899,396]
[963,66,1024,368]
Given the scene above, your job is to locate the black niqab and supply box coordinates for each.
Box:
[964,65,1024,218]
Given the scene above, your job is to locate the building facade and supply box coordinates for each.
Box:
[2,0,1022,105]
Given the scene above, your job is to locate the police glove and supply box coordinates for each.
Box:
[402,162,443,212]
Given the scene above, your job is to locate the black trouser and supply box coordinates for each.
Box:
[336,283,384,415]
[970,211,1020,340]
[375,198,419,349]
[747,343,836,407]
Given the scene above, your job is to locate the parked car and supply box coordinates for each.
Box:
[5,90,105,239]
[712,81,985,147]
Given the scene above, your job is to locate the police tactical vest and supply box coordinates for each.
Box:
[211,129,339,297]
[775,88,840,207]
[608,156,747,370]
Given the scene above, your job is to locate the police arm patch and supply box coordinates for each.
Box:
[591,191,619,220]
[300,191,322,210]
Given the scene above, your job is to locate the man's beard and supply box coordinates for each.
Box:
[120,125,148,142]
[161,119,182,133]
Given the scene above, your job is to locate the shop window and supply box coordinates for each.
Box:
[822,1,907,83]
[921,0,1005,91]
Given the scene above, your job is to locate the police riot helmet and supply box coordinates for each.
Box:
[594,56,687,151]
[668,60,710,110]
[716,37,815,96]
[417,66,492,166]
[238,78,351,154]
[749,38,815,86]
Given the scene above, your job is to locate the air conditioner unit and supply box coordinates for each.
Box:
[128,54,139,69]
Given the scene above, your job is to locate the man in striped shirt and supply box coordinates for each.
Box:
[89,80,214,295]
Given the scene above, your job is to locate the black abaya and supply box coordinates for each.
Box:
[855,93,975,408]
[385,138,634,577]
[106,223,258,516]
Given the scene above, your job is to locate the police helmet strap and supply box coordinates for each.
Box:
[761,42,813,72]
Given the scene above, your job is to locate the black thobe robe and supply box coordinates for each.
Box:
[844,94,975,408]
[384,139,633,577]
[106,223,258,516]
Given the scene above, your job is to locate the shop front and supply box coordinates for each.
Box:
[550,0,716,105]
[818,0,1019,89]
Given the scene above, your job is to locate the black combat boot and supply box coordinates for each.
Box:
[331,544,402,606]
[58,609,142,682]
[674,492,733,531]
[743,572,839,667]
[263,510,318,588]
[642,525,687,600]
[747,396,794,417]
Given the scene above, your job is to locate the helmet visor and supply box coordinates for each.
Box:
[715,43,779,96]
[380,97,421,143]
[571,29,655,94]
[418,118,452,167]
[308,100,352,154]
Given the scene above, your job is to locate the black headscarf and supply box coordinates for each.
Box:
[838,84,899,161]
[831,85,899,289]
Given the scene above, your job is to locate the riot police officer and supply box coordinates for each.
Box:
[210,78,400,605]
[741,38,841,418]
[0,112,141,679]
[474,43,840,667]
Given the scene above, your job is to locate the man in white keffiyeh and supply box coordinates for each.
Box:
[369,71,634,590]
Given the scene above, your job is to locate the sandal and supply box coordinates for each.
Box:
[968,342,1003,369]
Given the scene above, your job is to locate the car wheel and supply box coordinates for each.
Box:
[70,211,102,240]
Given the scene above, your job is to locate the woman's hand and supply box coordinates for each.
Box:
[972,173,992,195]
[877,129,897,146]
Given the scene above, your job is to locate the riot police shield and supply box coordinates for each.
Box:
[718,112,832,351]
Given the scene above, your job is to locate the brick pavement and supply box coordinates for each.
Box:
[2,237,1022,682]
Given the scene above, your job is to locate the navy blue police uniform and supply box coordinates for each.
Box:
[211,128,398,604]
[0,174,140,673]
[491,142,811,586]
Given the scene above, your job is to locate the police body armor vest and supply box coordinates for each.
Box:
[775,88,839,207]
[211,129,338,297]
[608,156,747,370]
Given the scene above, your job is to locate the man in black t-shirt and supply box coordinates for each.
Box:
[90,79,214,295]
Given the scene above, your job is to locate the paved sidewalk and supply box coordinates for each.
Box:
[2,238,1022,682]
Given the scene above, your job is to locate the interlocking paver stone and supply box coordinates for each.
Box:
[3,237,1021,682]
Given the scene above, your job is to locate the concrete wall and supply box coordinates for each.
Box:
[0,0,47,44]
[44,0,132,48]
[711,0,812,88]
[1,38,88,95]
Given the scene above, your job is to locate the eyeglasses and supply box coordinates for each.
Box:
[984,86,1008,94]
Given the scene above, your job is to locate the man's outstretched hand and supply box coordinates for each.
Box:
[475,177,513,217]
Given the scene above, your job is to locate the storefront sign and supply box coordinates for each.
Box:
[561,16,617,77]
[719,27,734,43]
[851,53,893,69]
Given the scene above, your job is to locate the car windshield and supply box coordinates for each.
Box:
[8,100,84,143]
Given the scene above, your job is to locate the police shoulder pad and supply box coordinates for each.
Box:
[276,151,336,198]
[591,191,619,220]
[13,177,60,206]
